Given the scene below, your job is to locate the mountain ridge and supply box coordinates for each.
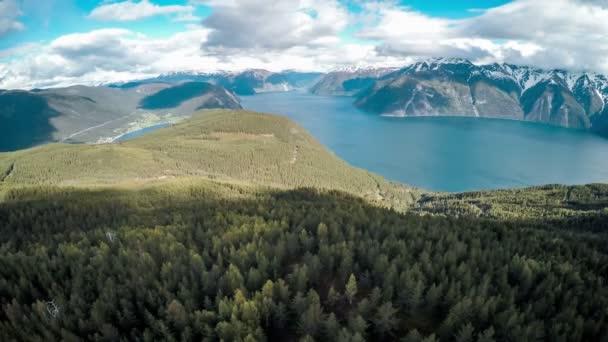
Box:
[342,58,608,135]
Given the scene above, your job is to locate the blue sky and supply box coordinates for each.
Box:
[1,1,212,50]
[1,0,512,51]
[1,0,606,89]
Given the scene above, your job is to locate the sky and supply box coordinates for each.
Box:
[1,0,607,89]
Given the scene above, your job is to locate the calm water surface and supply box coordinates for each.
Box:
[241,91,608,192]
[116,123,170,142]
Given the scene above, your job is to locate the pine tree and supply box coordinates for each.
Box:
[455,323,475,342]
[327,286,340,306]
[348,315,367,338]
[345,274,358,305]
[477,326,495,342]
[373,302,399,338]
[402,329,423,342]
[324,313,340,340]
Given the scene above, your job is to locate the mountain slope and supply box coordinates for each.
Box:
[0,82,241,151]
[310,67,398,96]
[0,109,418,209]
[351,58,608,135]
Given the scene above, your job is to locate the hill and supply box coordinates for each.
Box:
[0,82,241,151]
[0,109,418,210]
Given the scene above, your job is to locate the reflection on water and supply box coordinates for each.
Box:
[241,92,608,192]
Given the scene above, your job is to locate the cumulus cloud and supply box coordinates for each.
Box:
[0,0,24,36]
[200,0,348,51]
[357,0,608,72]
[0,28,210,88]
[89,0,198,22]
[0,25,405,89]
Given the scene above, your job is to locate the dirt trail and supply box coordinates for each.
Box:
[0,163,14,182]
[290,145,299,164]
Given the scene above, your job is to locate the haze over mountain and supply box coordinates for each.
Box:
[0,82,241,151]
[310,66,398,96]
[112,70,324,95]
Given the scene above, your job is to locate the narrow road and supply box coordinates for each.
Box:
[61,110,139,141]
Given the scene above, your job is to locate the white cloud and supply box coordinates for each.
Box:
[89,0,198,22]
[0,0,24,36]
[200,0,349,51]
[0,28,211,89]
[0,25,406,89]
[3,0,608,89]
[357,0,608,73]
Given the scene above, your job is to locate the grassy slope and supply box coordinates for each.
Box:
[0,109,418,210]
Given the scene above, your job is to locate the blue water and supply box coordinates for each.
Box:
[116,123,171,142]
[241,92,608,192]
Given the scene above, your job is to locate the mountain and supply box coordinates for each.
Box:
[115,70,324,95]
[353,58,608,135]
[0,82,241,151]
[0,109,418,210]
[310,66,399,96]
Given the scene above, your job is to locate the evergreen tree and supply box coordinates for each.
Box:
[345,274,358,305]
[373,302,399,338]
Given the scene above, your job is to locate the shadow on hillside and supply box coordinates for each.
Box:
[0,91,60,152]
[0,185,378,248]
[2,182,607,250]
[138,82,215,110]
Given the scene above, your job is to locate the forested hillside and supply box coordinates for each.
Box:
[0,181,606,341]
[0,110,418,210]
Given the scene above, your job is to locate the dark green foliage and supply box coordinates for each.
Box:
[0,182,606,341]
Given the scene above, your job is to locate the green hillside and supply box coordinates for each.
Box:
[415,183,608,226]
[0,109,418,210]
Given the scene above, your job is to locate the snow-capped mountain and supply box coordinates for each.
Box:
[352,58,608,135]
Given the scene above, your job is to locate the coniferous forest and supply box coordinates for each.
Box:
[0,182,606,341]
